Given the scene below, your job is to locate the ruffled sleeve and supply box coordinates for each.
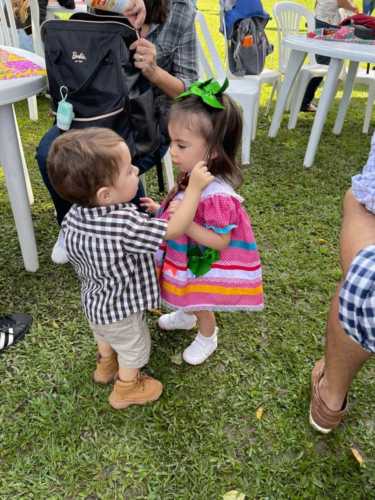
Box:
[352,131,375,214]
[196,194,239,234]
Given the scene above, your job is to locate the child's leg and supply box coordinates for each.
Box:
[92,334,119,385]
[118,366,140,381]
[195,310,216,337]
[182,311,218,365]
[107,313,163,409]
[97,339,114,357]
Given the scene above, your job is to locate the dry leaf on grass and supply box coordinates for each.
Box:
[351,447,365,465]
[223,491,245,500]
[256,406,264,420]
[170,352,183,365]
[150,309,162,317]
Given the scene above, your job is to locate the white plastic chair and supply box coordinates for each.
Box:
[0,0,43,121]
[274,2,375,135]
[360,68,375,133]
[195,11,260,165]
[272,2,330,130]
[220,10,281,126]
[46,0,87,20]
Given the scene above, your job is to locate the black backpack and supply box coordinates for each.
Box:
[41,13,160,159]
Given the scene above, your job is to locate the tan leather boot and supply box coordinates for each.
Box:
[93,352,118,384]
[108,373,163,409]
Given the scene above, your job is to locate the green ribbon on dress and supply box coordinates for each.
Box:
[187,246,220,277]
[176,78,229,109]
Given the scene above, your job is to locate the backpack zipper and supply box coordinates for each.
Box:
[41,18,139,36]
[52,107,124,121]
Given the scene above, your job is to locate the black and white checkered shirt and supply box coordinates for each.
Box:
[62,203,168,325]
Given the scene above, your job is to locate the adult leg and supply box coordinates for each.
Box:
[36,126,72,226]
[301,78,322,111]
[340,189,375,275]
[310,189,375,431]
[318,287,372,412]
[300,19,334,112]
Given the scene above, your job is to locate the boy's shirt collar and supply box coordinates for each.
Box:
[72,202,138,218]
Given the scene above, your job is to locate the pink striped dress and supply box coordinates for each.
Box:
[155,178,264,312]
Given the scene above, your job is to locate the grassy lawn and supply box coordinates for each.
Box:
[1,0,375,497]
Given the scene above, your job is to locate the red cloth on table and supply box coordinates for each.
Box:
[340,14,375,32]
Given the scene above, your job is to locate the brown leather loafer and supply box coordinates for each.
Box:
[309,359,348,433]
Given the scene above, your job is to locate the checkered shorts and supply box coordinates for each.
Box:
[339,245,375,353]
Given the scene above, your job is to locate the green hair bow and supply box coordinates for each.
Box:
[176,78,229,109]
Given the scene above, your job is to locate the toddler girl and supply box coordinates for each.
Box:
[141,79,264,365]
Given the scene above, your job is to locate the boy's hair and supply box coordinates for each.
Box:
[169,93,243,188]
[47,128,124,207]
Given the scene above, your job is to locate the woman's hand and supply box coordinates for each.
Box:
[123,0,146,29]
[140,197,160,214]
[129,38,158,80]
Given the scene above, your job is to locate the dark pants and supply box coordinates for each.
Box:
[36,126,169,225]
[301,18,338,110]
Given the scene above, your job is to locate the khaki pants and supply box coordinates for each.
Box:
[90,312,151,368]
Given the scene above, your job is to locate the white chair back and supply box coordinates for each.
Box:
[0,0,18,46]
[272,1,316,73]
[195,10,227,81]
[0,0,43,55]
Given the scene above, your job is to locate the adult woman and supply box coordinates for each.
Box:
[301,0,358,112]
[36,0,198,264]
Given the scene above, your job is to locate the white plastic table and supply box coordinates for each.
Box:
[0,46,46,271]
[269,35,375,167]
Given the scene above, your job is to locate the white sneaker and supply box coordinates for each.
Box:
[158,310,197,330]
[51,229,68,264]
[182,328,218,365]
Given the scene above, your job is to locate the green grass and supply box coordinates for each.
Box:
[1,0,375,497]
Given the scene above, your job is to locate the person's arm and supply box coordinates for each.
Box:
[337,0,359,13]
[167,4,198,92]
[185,222,231,251]
[130,2,197,97]
[139,196,161,214]
[165,162,213,239]
[130,38,185,97]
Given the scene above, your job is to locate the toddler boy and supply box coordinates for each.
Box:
[47,127,212,409]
